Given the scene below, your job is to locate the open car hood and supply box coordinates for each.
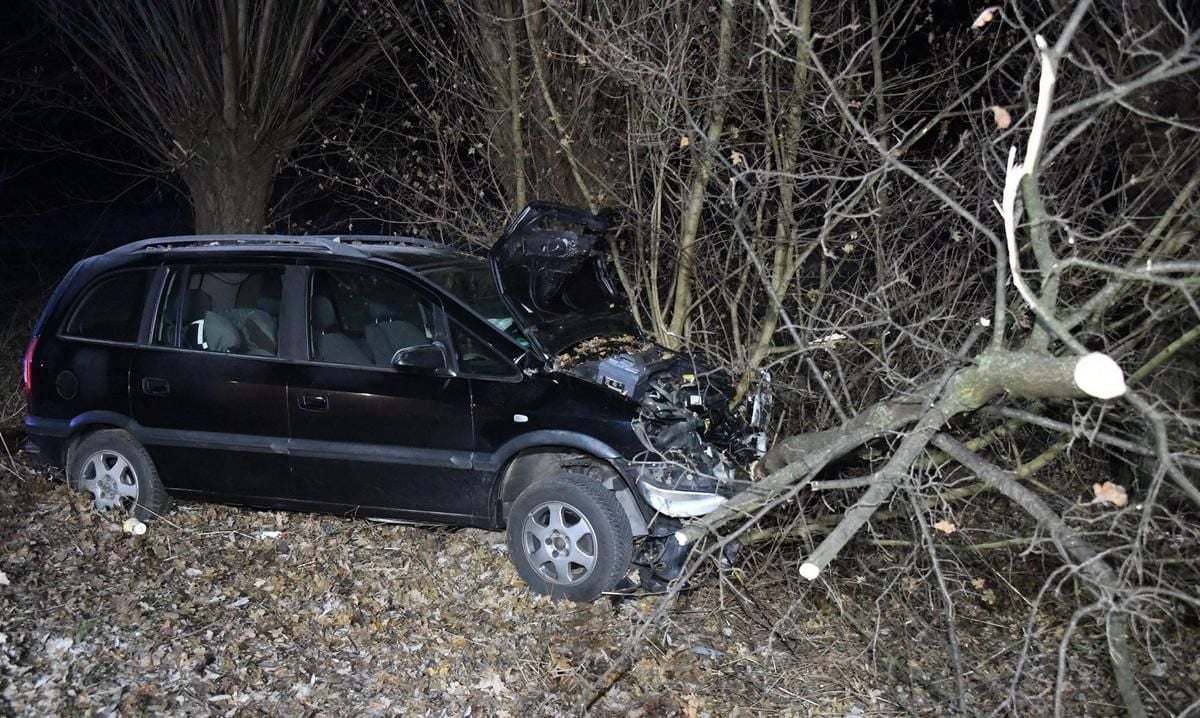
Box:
[490,202,640,358]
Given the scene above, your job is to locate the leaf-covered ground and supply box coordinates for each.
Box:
[1,460,888,717]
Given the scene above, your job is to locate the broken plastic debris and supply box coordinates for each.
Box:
[255,530,285,540]
[122,517,147,535]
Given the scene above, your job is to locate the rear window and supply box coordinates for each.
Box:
[62,270,152,343]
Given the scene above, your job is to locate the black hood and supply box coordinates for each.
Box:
[489,202,640,357]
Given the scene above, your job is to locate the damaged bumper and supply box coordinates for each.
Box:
[616,460,744,592]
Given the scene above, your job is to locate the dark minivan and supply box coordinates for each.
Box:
[23,202,767,601]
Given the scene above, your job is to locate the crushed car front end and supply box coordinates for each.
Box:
[487,201,772,590]
[554,336,769,588]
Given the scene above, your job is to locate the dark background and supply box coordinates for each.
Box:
[0,1,187,270]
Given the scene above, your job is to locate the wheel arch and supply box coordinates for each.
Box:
[490,437,648,536]
[63,411,140,467]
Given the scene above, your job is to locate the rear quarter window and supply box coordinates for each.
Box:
[62,269,152,343]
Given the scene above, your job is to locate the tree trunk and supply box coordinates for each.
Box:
[667,0,735,345]
[180,129,275,234]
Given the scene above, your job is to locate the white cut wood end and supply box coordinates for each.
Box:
[800,562,820,581]
[1074,352,1126,399]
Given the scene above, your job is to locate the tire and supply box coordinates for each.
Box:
[68,429,171,522]
[507,473,632,602]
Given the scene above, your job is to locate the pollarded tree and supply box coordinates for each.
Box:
[43,0,391,233]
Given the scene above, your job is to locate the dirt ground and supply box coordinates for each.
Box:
[1,456,895,717]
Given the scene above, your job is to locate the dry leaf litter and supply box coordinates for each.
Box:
[1,462,882,716]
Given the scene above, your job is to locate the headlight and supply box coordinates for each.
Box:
[638,480,727,517]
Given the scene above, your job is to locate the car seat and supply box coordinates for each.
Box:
[221,307,277,356]
[312,296,371,365]
[364,301,427,366]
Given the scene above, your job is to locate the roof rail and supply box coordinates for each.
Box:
[121,235,338,254]
[115,233,452,256]
[327,235,449,251]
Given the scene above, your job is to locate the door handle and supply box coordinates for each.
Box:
[141,377,170,396]
[298,392,329,412]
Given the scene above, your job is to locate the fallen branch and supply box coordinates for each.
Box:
[685,348,1125,556]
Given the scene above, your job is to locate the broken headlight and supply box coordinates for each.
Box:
[630,461,731,518]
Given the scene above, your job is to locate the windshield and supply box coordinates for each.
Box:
[421,264,529,346]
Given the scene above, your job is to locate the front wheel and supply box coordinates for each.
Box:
[507,473,632,602]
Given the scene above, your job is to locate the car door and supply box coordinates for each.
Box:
[129,262,291,501]
[286,263,485,522]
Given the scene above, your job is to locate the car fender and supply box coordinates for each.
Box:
[480,429,624,474]
[483,430,650,534]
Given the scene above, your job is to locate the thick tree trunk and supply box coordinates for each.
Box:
[180,130,275,234]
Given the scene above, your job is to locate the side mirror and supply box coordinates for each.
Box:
[390,343,448,372]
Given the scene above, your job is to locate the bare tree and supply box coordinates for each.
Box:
[42,0,391,233]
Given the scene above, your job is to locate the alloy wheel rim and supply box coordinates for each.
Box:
[521,500,597,586]
[79,450,140,512]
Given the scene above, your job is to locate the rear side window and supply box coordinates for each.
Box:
[153,265,284,357]
[63,270,152,343]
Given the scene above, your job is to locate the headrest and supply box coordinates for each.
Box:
[313,296,337,332]
[368,301,394,321]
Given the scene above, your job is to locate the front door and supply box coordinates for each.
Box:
[286,265,483,522]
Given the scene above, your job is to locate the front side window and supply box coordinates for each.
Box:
[63,270,152,343]
[449,319,518,377]
[153,265,283,356]
[309,268,436,367]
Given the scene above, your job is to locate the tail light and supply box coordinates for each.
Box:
[23,335,38,399]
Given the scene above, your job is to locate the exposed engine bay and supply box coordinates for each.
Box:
[555,335,770,591]
[487,202,774,592]
[557,335,769,490]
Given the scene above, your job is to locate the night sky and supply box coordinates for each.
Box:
[0,2,190,267]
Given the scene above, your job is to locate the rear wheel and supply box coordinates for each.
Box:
[68,429,170,522]
[507,473,632,602]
